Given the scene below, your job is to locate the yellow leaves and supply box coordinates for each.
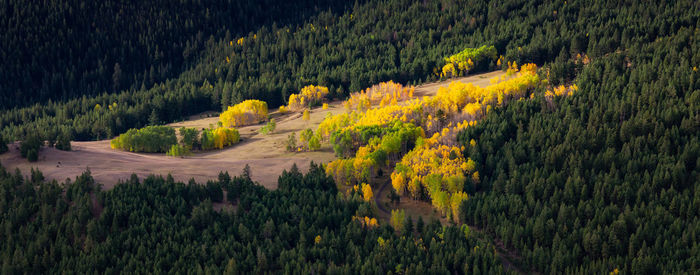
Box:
[302,109,310,122]
[278,105,288,113]
[212,127,240,149]
[286,85,329,111]
[390,209,406,232]
[441,63,456,78]
[377,236,385,246]
[545,83,578,99]
[319,63,544,220]
[220,100,268,127]
[344,81,414,111]
[361,183,373,202]
[442,45,497,77]
[506,61,519,75]
[314,235,322,244]
[352,216,379,229]
[322,103,328,110]
[236,37,245,45]
[450,191,469,221]
[391,172,406,195]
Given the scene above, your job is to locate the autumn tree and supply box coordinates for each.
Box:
[287,85,329,111]
[302,109,310,122]
[361,183,373,202]
[220,100,268,127]
[390,209,406,232]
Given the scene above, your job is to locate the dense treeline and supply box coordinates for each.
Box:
[1,0,699,273]
[0,0,630,142]
[0,0,358,110]
[457,29,700,273]
[0,163,507,273]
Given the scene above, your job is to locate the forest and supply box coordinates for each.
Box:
[1,0,699,273]
[0,163,505,274]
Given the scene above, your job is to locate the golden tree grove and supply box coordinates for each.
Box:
[220,100,268,127]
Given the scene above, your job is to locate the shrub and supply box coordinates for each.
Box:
[286,133,297,152]
[259,119,276,135]
[308,135,321,151]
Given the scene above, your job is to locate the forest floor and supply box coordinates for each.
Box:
[0,70,505,190]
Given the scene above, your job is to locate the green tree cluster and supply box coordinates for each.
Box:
[0,162,505,274]
[110,126,177,153]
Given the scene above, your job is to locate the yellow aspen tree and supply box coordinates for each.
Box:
[361,183,373,202]
[302,109,310,122]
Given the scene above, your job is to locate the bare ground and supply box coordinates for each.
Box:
[0,70,505,189]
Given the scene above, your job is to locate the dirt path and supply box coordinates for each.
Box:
[374,180,391,215]
[1,70,506,189]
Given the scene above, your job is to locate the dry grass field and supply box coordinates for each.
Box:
[1,70,506,190]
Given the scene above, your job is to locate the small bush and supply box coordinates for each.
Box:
[286,133,297,152]
[259,119,276,135]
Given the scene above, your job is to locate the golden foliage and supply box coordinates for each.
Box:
[287,85,329,111]
[344,81,414,111]
[361,183,373,202]
[220,100,268,127]
[390,209,406,232]
[212,127,240,149]
[302,109,310,122]
[318,63,557,220]
[352,216,379,228]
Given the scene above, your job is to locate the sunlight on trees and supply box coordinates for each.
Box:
[220,100,268,127]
